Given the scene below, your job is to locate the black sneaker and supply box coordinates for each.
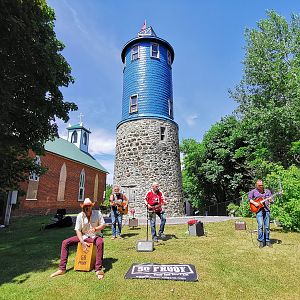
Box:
[259,241,264,248]
[266,241,272,247]
[158,233,166,239]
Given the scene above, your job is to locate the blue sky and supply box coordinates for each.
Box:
[47,0,300,183]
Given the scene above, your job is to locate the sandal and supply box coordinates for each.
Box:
[96,270,105,280]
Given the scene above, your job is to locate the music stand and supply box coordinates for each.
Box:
[136,205,154,252]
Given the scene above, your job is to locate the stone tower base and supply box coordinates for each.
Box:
[114,118,184,217]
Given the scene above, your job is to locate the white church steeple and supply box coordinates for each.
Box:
[67,122,91,153]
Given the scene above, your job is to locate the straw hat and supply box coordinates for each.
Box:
[80,198,95,208]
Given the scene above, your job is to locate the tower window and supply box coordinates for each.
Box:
[71,131,78,143]
[151,43,159,58]
[160,127,167,141]
[82,132,87,145]
[130,94,138,113]
[78,169,85,201]
[168,99,173,118]
[131,45,139,61]
[167,50,172,65]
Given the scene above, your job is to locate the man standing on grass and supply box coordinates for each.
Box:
[109,185,128,239]
[144,182,167,242]
[50,198,106,280]
[248,179,273,248]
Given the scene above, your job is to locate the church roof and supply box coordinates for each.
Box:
[67,123,91,133]
[44,137,108,173]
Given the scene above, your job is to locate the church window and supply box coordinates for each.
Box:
[130,94,138,113]
[71,131,78,143]
[83,132,87,145]
[94,174,99,202]
[26,156,41,200]
[131,45,139,61]
[57,163,67,201]
[160,127,167,141]
[29,156,41,181]
[78,169,85,201]
[151,43,159,58]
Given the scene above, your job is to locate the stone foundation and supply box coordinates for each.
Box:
[114,118,184,216]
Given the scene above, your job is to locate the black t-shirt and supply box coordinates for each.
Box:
[111,193,124,210]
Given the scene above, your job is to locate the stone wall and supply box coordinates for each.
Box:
[114,118,184,216]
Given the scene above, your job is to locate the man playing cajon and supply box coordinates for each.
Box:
[50,198,106,280]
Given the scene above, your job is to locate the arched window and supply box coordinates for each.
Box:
[83,132,87,145]
[57,163,67,201]
[26,156,41,200]
[71,131,78,143]
[94,174,99,202]
[29,156,41,181]
[78,169,85,201]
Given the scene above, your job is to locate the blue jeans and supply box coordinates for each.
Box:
[256,210,270,242]
[149,211,166,238]
[111,209,122,237]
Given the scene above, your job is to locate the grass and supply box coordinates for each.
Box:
[0,216,299,300]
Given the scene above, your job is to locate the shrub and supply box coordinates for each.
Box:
[265,165,300,231]
[226,203,239,216]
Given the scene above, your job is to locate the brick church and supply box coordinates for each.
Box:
[14,123,108,216]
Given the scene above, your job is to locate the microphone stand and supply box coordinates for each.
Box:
[146,205,149,241]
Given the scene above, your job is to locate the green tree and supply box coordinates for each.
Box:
[181,116,252,211]
[266,166,300,231]
[0,0,77,192]
[104,184,112,206]
[230,11,300,167]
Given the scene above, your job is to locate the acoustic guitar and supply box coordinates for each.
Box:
[148,203,163,213]
[113,199,128,215]
[249,192,282,213]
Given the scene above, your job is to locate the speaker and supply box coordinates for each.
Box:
[235,221,246,230]
[136,240,154,252]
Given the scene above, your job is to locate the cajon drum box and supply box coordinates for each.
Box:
[74,242,96,271]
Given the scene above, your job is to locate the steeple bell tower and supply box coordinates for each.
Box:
[67,123,91,153]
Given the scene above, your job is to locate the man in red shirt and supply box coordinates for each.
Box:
[144,182,167,242]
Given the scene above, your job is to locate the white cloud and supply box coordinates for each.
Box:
[186,114,199,126]
[89,128,116,156]
[97,159,114,184]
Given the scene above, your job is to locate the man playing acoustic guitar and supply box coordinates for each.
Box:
[110,185,128,239]
[248,179,273,248]
[144,182,167,242]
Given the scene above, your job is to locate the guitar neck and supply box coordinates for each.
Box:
[260,192,280,203]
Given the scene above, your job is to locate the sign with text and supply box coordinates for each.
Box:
[125,263,198,281]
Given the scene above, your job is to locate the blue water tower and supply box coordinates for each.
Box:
[114,24,183,216]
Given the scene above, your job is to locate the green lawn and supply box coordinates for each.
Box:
[0,216,299,300]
